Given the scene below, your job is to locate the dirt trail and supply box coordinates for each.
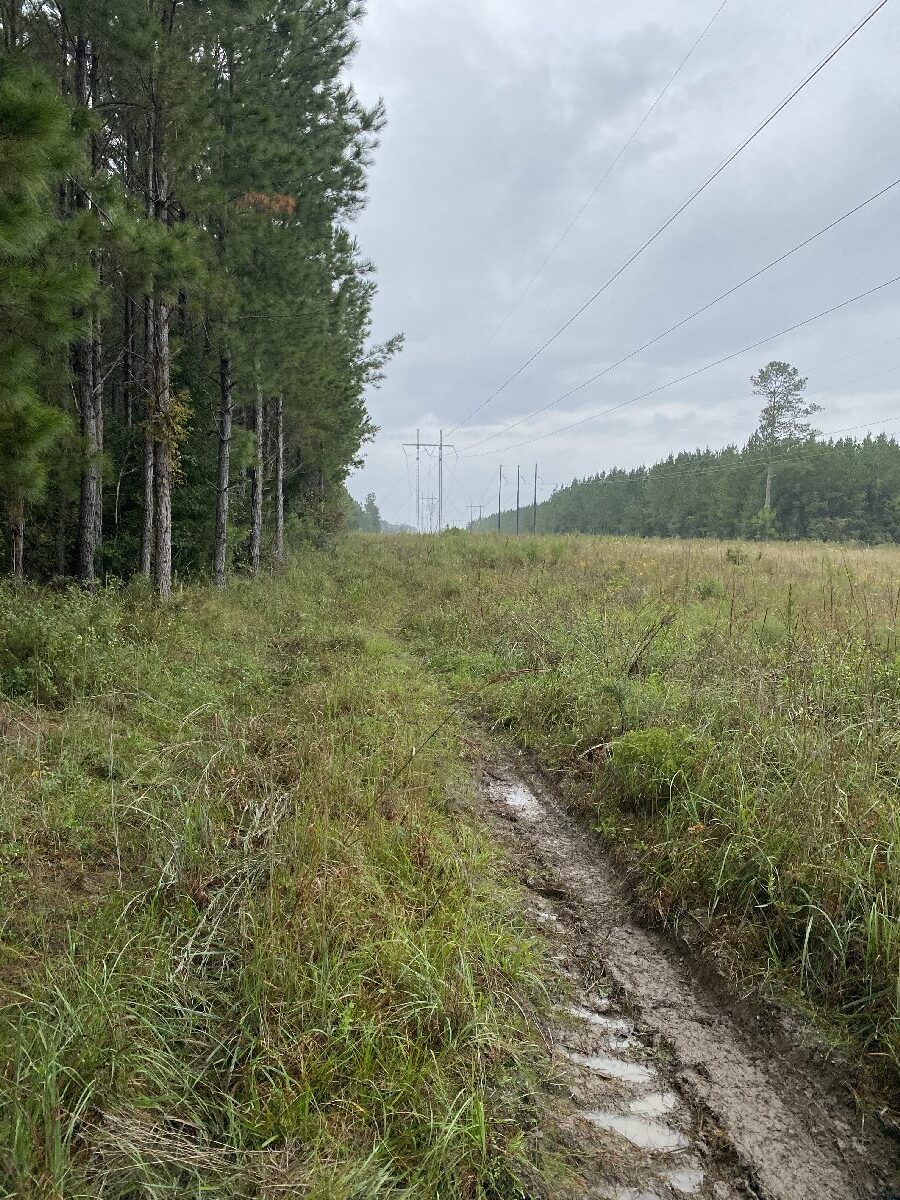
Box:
[481,758,900,1200]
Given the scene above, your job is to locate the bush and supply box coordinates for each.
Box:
[607,725,710,807]
[696,577,726,600]
[0,586,128,705]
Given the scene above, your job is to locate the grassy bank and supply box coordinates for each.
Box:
[348,532,900,1108]
[0,565,547,1198]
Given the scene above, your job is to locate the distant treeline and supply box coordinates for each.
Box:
[484,435,900,542]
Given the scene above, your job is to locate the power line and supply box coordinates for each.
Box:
[362,334,900,530]
[608,358,900,470]
[462,271,900,458]
[487,360,900,520]
[378,329,900,523]
[402,431,454,531]
[799,331,900,375]
[448,0,889,438]
[460,173,900,451]
[442,0,730,407]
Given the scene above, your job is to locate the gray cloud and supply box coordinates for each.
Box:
[347,0,900,527]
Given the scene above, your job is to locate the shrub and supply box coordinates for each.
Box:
[696,577,726,600]
[0,586,128,705]
[607,725,710,807]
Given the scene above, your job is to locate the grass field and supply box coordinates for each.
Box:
[0,570,547,1198]
[4,530,900,1196]
[349,532,900,1107]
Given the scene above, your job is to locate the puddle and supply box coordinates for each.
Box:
[563,1049,656,1084]
[568,1003,630,1032]
[667,1165,706,1194]
[629,1091,680,1117]
[581,1110,690,1151]
[498,780,541,817]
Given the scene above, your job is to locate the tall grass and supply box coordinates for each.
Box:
[0,563,546,1197]
[348,532,900,1107]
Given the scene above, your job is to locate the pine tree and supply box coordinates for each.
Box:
[749,361,821,512]
[1,0,399,586]
[0,66,92,576]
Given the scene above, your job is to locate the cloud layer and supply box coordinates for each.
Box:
[348,0,900,527]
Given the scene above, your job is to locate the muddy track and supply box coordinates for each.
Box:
[480,758,900,1200]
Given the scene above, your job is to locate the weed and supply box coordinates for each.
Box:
[0,563,548,1197]
[607,726,711,808]
[696,578,726,600]
[343,532,900,1110]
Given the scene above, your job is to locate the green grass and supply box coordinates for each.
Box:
[8,528,900,1193]
[336,532,900,1111]
[0,562,548,1198]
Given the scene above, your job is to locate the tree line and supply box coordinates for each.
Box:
[483,362,900,543]
[1,0,399,594]
[346,491,381,532]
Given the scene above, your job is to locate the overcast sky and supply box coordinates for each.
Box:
[346,0,900,528]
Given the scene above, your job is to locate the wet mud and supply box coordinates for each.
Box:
[482,758,900,1200]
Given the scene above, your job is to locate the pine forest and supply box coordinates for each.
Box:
[1,0,399,594]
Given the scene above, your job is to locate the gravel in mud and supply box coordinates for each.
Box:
[482,759,900,1200]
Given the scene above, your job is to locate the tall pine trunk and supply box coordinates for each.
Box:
[146,100,174,597]
[2,0,20,51]
[151,296,173,597]
[139,111,155,579]
[273,394,284,567]
[73,34,104,586]
[765,463,773,510]
[123,294,135,426]
[75,328,103,585]
[56,484,67,576]
[247,374,263,575]
[140,300,154,577]
[122,132,135,427]
[9,495,24,579]
[213,352,233,587]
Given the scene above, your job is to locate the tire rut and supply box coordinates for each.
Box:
[481,759,900,1200]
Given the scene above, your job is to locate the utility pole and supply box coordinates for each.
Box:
[468,504,483,530]
[497,466,503,532]
[403,431,454,533]
[533,463,538,535]
[516,466,520,535]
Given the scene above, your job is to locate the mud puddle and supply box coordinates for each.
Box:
[482,759,900,1200]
